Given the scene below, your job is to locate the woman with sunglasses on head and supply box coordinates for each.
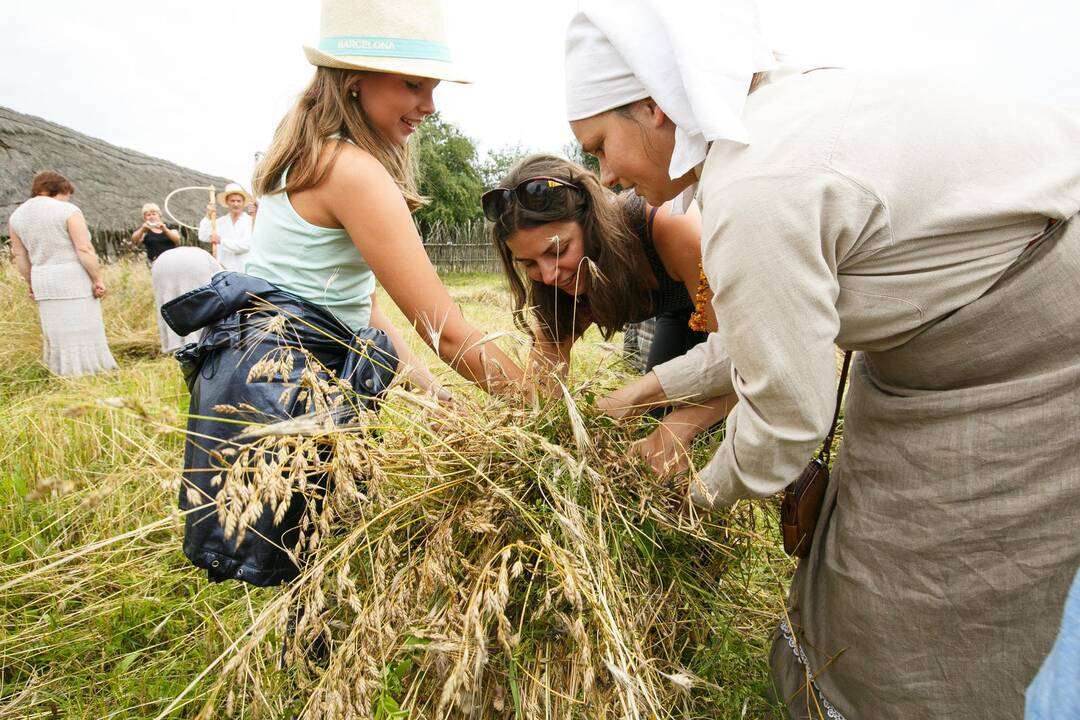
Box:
[563,1,1080,718]
[486,154,735,469]
[171,0,526,588]
[487,154,710,374]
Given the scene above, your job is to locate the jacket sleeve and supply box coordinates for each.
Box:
[689,168,879,508]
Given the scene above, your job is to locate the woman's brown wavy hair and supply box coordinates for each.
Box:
[490,154,652,344]
[30,170,74,198]
[253,67,424,211]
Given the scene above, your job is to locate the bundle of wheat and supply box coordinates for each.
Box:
[164,374,785,720]
[0,262,790,717]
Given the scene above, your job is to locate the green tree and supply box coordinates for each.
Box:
[564,141,601,176]
[414,112,484,232]
[477,143,530,189]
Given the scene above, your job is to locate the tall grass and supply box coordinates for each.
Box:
[0,260,793,718]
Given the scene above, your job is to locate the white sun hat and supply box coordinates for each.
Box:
[217,183,252,207]
[303,0,471,84]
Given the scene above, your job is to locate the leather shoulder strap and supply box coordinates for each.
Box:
[818,351,852,465]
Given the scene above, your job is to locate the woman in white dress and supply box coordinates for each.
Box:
[8,170,118,377]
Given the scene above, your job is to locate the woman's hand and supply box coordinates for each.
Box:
[629,394,737,477]
[67,211,105,296]
[630,421,695,477]
[131,224,148,244]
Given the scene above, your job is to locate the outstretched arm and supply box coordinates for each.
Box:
[629,394,737,477]
[325,149,526,396]
[681,169,875,508]
[368,295,451,401]
[526,318,591,387]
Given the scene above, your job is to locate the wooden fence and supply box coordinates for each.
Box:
[423,243,500,274]
[422,220,501,275]
[93,220,503,274]
[3,219,502,275]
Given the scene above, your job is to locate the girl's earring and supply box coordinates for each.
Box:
[350,90,358,98]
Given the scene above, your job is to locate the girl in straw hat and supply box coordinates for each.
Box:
[174,0,527,588]
[562,0,1080,717]
[247,0,518,394]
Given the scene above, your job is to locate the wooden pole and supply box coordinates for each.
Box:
[208,185,219,258]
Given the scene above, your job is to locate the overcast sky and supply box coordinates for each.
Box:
[3,1,1078,193]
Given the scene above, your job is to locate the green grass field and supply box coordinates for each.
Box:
[0,259,794,719]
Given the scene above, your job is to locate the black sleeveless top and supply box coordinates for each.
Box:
[626,194,693,323]
[569,195,694,335]
[144,228,177,263]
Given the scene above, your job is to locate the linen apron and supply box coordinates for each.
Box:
[770,217,1080,719]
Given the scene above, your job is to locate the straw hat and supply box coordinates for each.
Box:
[303,0,471,83]
[217,183,252,207]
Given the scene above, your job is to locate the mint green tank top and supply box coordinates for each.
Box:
[245,173,375,330]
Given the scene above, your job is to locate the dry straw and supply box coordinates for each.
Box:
[157,345,779,719]
[0,266,791,718]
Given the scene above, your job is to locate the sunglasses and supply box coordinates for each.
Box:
[481,176,584,222]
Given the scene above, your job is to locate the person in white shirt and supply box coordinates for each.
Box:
[198,182,253,272]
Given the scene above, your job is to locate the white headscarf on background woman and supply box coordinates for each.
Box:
[564,0,775,213]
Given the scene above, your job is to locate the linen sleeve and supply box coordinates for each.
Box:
[197,217,212,243]
[690,169,879,508]
[650,333,733,403]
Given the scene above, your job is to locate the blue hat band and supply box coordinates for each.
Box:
[318,36,451,62]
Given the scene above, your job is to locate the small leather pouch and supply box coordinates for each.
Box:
[780,352,852,559]
[781,459,829,557]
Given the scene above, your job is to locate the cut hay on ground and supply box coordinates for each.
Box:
[0,265,792,719]
[161,357,789,719]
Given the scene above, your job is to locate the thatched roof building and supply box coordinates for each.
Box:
[1,105,232,257]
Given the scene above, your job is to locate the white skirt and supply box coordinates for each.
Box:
[37,296,118,377]
[151,247,222,353]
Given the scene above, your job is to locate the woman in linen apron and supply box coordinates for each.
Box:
[561,1,1080,717]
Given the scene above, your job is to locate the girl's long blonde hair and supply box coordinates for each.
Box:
[253,67,425,211]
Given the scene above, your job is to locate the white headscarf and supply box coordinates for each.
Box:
[565,0,775,212]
